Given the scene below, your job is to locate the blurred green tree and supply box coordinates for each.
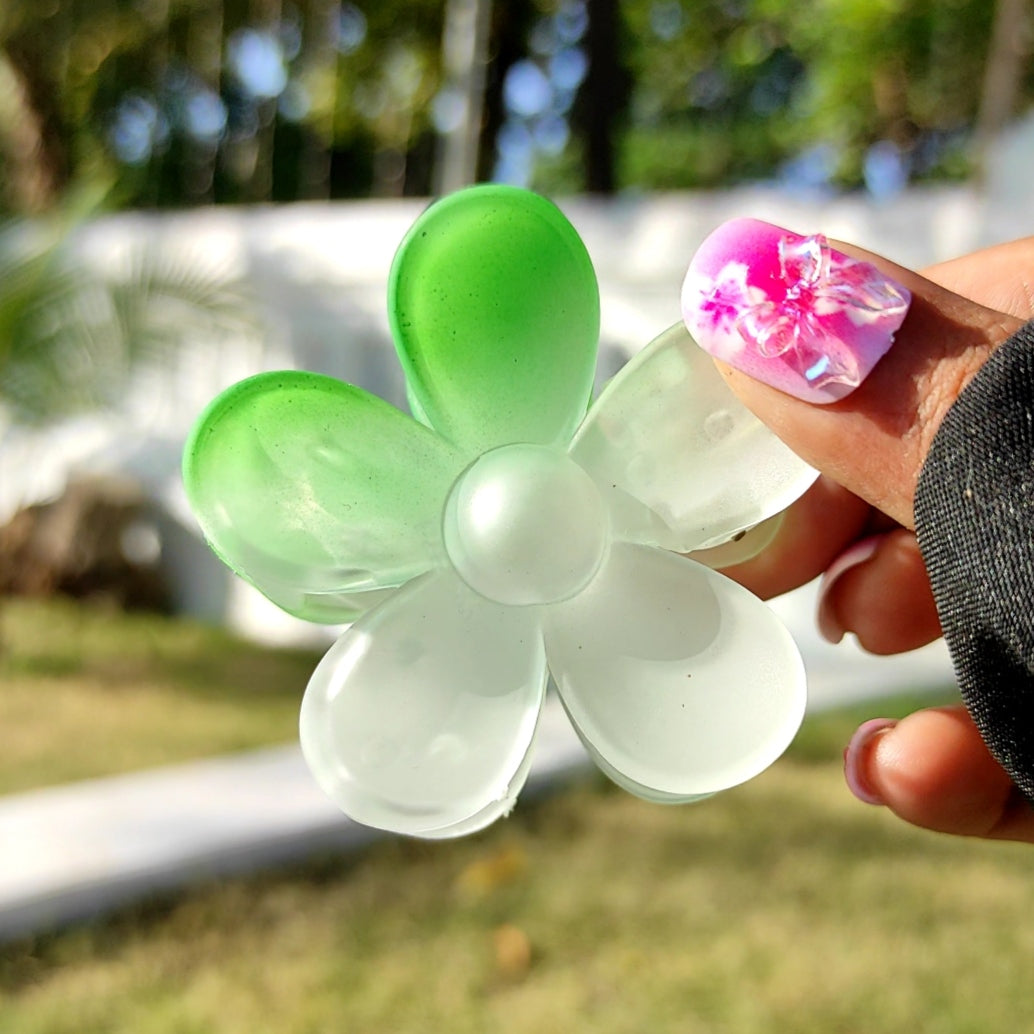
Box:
[0,0,449,210]
[618,0,1030,191]
[0,0,1029,211]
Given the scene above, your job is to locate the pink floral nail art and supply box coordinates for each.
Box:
[682,218,911,404]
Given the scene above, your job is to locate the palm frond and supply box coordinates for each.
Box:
[0,215,263,427]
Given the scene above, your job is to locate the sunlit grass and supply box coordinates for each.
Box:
[0,596,953,796]
[0,596,316,793]
[2,753,1030,1034]
[5,596,1024,1034]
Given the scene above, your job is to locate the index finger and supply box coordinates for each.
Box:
[683,222,1022,531]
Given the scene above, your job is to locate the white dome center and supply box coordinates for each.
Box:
[444,444,609,606]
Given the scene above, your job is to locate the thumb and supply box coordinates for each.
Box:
[682,219,1023,529]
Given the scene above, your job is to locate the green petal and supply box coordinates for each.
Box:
[388,184,599,454]
[183,371,466,623]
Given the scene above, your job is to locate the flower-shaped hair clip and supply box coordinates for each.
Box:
[183,185,817,839]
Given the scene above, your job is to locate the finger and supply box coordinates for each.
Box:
[922,236,1034,319]
[816,527,941,654]
[683,220,1024,529]
[844,706,1034,843]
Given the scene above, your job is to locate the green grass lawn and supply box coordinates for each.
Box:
[3,755,1032,1034]
[5,597,1032,1034]
[0,596,316,793]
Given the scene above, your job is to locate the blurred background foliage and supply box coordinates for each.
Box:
[0,199,260,426]
[0,0,1030,215]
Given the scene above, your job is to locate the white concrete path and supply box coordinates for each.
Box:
[0,692,590,942]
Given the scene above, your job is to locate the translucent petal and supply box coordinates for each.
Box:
[183,371,466,623]
[545,543,806,801]
[388,184,599,455]
[299,571,548,838]
[689,513,784,570]
[780,232,827,287]
[570,323,817,552]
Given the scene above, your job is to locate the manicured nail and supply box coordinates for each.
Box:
[816,535,882,644]
[681,218,911,405]
[843,718,897,805]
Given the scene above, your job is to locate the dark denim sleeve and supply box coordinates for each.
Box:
[915,319,1034,800]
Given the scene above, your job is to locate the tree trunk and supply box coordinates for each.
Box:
[476,0,535,182]
[973,0,1032,176]
[0,45,67,213]
[435,0,493,193]
[579,0,629,195]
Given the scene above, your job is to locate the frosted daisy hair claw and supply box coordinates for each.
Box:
[183,185,817,839]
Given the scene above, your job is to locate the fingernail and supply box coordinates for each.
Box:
[681,218,911,405]
[843,718,897,805]
[816,535,882,644]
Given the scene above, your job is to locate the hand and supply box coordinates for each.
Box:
[710,234,1034,842]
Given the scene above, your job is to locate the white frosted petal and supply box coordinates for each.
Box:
[570,323,817,551]
[689,512,784,570]
[545,543,806,800]
[299,571,547,838]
